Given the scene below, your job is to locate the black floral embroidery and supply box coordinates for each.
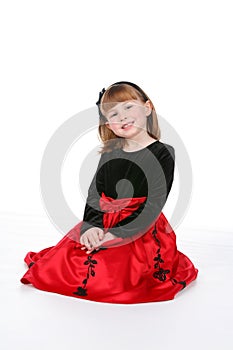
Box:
[171,278,186,290]
[151,225,170,282]
[153,266,171,281]
[151,224,187,289]
[73,250,101,297]
[74,286,87,296]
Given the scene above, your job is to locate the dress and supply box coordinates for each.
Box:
[20,140,198,304]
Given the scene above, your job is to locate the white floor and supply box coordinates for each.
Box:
[1,212,233,350]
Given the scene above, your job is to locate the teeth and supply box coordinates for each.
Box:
[122,122,133,129]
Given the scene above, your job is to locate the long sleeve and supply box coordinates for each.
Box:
[79,153,106,236]
[107,145,175,238]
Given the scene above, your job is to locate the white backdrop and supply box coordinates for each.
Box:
[0,0,233,233]
[1,3,233,350]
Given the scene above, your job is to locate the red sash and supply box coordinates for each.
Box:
[98,192,147,247]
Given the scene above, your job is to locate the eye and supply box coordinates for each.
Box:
[110,112,118,118]
[126,105,133,109]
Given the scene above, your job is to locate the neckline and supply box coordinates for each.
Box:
[120,140,159,154]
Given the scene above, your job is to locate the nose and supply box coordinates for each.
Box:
[120,112,127,121]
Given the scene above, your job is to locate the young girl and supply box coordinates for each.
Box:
[20,81,198,303]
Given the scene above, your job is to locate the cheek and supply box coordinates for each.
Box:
[106,124,120,132]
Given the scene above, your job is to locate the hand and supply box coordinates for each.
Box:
[80,227,104,253]
[98,231,116,244]
[81,231,117,254]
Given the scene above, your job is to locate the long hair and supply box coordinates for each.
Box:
[97,83,161,153]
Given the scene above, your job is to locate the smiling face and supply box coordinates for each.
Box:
[103,98,152,138]
[98,83,161,152]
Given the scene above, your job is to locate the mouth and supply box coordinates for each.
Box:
[121,121,135,129]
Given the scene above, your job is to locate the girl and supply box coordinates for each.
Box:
[20,81,198,303]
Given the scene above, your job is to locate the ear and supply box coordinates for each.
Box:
[144,99,152,117]
[105,122,112,131]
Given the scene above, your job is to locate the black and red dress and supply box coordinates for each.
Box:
[20,140,198,303]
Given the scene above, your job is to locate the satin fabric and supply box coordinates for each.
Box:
[20,192,198,304]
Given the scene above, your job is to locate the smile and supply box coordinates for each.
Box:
[122,121,134,129]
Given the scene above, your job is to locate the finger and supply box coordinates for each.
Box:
[82,246,96,253]
[97,228,105,241]
[89,233,101,248]
[83,236,92,250]
[86,245,101,254]
[86,247,95,254]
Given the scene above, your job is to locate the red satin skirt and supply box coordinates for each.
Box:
[20,192,198,304]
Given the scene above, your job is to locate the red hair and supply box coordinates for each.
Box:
[98,83,161,153]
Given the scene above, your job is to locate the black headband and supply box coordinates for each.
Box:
[96,81,146,106]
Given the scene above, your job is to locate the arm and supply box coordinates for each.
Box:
[107,145,175,238]
[80,153,106,236]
